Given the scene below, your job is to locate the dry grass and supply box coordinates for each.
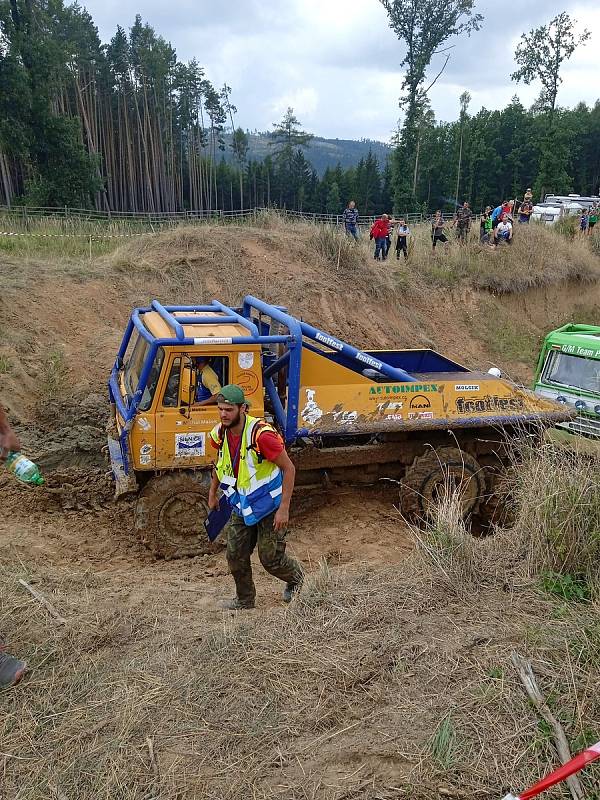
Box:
[403,220,600,293]
[4,542,600,799]
[510,440,600,594]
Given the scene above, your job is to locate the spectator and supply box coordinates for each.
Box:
[480,206,493,244]
[342,200,360,241]
[589,206,598,235]
[370,214,391,261]
[523,188,533,204]
[494,214,513,246]
[491,203,503,229]
[518,199,533,224]
[384,215,395,259]
[431,211,449,253]
[395,218,410,260]
[453,200,473,244]
[501,199,514,222]
[580,208,589,235]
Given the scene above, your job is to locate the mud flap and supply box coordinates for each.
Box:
[107,435,138,497]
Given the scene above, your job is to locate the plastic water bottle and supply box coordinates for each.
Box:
[4,451,44,486]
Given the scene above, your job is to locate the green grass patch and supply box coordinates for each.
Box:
[0,354,12,374]
[472,299,541,363]
[430,715,457,769]
[539,571,591,602]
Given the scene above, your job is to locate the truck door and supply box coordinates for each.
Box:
[154,353,229,469]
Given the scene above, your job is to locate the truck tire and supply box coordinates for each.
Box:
[400,447,485,522]
[135,471,224,559]
[474,455,515,533]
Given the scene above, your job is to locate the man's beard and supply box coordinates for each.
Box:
[222,409,241,429]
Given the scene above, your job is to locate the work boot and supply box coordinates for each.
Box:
[0,650,27,688]
[219,597,255,611]
[282,583,301,603]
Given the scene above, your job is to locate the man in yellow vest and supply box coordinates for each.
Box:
[208,384,304,609]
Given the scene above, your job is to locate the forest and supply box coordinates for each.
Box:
[0,0,599,215]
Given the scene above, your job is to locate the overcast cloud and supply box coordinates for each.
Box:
[82,0,600,142]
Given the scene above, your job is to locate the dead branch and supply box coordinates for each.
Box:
[511,652,584,800]
[18,579,67,625]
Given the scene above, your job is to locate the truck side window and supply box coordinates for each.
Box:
[163,357,181,407]
[138,348,165,412]
[193,356,228,404]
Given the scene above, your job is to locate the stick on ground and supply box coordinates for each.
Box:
[18,579,68,625]
[511,651,584,800]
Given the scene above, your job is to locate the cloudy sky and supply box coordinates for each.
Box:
[83,0,598,142]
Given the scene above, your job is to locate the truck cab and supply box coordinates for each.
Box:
[533,324,600,439]
[108,301,272,495]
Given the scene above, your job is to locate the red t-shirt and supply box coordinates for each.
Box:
[210,427,284,477]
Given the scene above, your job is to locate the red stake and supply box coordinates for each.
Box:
[503,741,600,800]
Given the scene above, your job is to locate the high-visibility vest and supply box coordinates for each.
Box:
[209,415,283,525]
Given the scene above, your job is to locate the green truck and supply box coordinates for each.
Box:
[533,324,600,440]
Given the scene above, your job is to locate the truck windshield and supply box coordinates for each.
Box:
[123,335,164,411]
[543,351,600,394]
[124,334,148,397]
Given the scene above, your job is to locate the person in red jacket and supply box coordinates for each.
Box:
[370,214,391,261]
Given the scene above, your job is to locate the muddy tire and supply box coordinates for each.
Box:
[474,455,515,533]
[400,446,485,522]
[135,471,223,559]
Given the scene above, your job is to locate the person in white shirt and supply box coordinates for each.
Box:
[494,215,513,246]
[395,218,410,260]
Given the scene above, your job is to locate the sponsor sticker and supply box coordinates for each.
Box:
[369,384,438,396]
[140,454,151,465]
[332,410,358,424]
[175,432,206,458]
[455,395,525,414]
[356,352,383,370]
[193,337,232,345]
[409,394,432,410]
[238,351,254,369]
[301,388,323,425]
[377,401,403,412]
[455,384,480,391]
[408,411,434,420]
[137,417,151,431]
[140,443,152,456]
[237,371,259,395]
[315,331,343,351]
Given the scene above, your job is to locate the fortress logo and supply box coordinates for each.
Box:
[456,395,524,414]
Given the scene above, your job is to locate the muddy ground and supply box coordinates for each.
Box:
[2,222,600,798]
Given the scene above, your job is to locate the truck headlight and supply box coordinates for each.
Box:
[556,395,567,404]
[594,405,600,414]
[575,400,587,411]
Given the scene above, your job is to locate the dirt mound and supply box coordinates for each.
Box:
[0,466,114,516]
[2,219,600,436]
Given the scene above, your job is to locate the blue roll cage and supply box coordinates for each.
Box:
[108,296,419,468]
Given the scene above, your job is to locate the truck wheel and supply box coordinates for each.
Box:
[135,471,223,559]
[400,447,485,522]
[474,456,514,533]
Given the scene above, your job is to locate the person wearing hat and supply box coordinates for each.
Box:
[208,385,304,610]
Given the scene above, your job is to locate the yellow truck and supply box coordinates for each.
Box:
[108,296,570,558]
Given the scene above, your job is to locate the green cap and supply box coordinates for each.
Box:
[218,384,247,404]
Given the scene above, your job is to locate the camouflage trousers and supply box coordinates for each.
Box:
[226,510,304,607]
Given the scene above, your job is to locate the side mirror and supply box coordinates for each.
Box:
[179,360,198,413]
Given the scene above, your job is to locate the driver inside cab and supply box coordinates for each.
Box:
[194,357,222,406]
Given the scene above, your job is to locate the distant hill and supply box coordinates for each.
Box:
[221,132,391,175]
